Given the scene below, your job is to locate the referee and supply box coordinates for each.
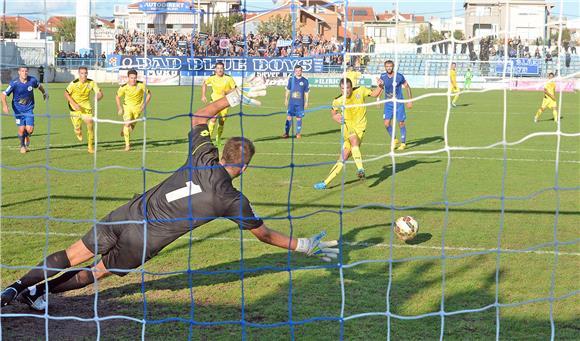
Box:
[1,86,338,311]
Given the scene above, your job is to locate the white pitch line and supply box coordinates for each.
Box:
[2,145,579,164]
[1,230,578,256]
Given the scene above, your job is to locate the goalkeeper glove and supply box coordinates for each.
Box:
[295,231,339,262]
[225,76,267,107]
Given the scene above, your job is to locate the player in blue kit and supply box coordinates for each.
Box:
[379,60,413,151]
[283,65,309,139]
[1,66,48,154]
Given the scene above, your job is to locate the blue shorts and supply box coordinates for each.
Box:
[14,110,35,127]
[383,103,406,122]
[287,104,305,118]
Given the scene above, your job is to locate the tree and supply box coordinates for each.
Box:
[453,30,465,40]
[201,13,242,36]
[550,27,571,42]
[53,17,76,43]
[411,25,442,44]
[256,14,292,37]
[0,21,17,39]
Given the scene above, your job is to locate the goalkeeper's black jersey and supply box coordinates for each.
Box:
[104,124,262,255]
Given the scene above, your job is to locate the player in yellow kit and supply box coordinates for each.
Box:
[314,78,383,189]
[116,69,152,151]
[64,66,104,153]
[201,62,237,146]
[450,62,460,107]
[534,72,559,123]
[345,65,362,87]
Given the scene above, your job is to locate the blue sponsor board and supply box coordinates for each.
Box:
[495,58,540,76]
[138,1,193,13]
[107,55,324,75]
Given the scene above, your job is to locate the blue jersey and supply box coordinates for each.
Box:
[380,72,406,101]
[3,76,39,113]
[287,76,309,107]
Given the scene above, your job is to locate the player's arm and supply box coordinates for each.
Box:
[38,84,48,101]
[544,88,556,101]
[250,224,338,262]
[142,89,152,111]
[201,79,208,103]
[284,78,291,107]
[96,89,104,101]
[192,77,266,127]
[331,108,343,124]
[115,94,123,116]
[1,92,9,114]
[64,89,81,111]
[403,81,413,109]
[304,90,309,109]
[369,85,383,98]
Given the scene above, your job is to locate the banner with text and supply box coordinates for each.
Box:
[139,2,194,13]
[495,58,540,76]
[107,55,324,76]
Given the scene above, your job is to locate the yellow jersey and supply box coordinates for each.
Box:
[346,70,362,87]
[544,81,556,100]
[66,79,100,109]
[205,74,236,101]
[449,69,457,87]
[117,81,150,107]
[332,86,373,128]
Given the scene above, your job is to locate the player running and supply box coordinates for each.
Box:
[314,78,383,190]
[116,69,152,152]
[0,78,338,312]
[1,66,48,154]
[201,62,237,146]
[64,66,104,154]
[283,65,309,139]
[534,72,559,123]
[379,60,413,151]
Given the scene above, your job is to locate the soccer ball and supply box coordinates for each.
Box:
[394,216,419,241]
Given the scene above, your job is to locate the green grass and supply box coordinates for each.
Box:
[1,84,579,340]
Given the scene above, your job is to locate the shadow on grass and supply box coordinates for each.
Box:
[254,129,341,142]
[2,252,577,340]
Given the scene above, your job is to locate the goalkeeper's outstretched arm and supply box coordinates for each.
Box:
[250,224,339,262]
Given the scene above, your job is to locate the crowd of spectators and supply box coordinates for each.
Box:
[113,31,347,66]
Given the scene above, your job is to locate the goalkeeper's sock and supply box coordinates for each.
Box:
[123,126,131,147]
[535,109,542,120]
[296,119,302,135]
[17,134,25,147]
[400,126,407,143]
[552,110,559,122]
[35,270,95,295]
[208,120,216,137]
[386,125,393,138]
[16,250,71,289]
[324,161,343,186]
[284,119,291,135]
[351,146,363,170]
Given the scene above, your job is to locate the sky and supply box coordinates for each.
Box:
[3,0,578,19]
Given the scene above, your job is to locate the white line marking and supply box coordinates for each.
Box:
[1,230,578,256]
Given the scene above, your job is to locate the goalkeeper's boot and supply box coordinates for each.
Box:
[314,182,327,190]
[396,143,406,151]
[88,145,94,154]
[356,168,366,180]
[0,287,19,307]
[17,288,46,311]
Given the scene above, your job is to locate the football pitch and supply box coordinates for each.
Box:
[1,84,579,340]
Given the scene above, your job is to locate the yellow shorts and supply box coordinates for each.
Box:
[343,123,365,149]
[123,105,142,122]
[541,98,557,110]
[70,107,93,130]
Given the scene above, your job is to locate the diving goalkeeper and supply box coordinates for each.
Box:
[0,77,338,311]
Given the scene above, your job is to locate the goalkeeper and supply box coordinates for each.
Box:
[0,78,338,311]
